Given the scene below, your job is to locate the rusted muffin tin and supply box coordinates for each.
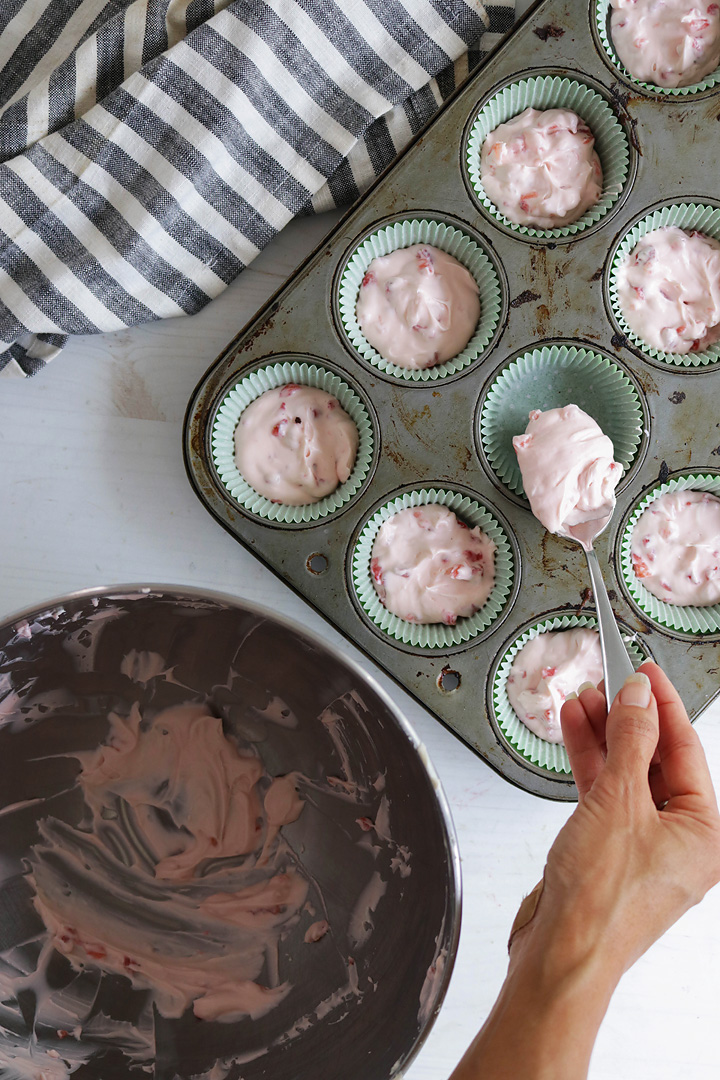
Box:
[184,0,720,800]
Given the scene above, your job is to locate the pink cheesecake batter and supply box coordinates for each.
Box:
[370,504,496,625]
[507,628,604,743]
[616,226,720,354]
[355,244,480,370]
[480,108,603,230]
[234,385,358,504]
[610,0,720,88]
[31,703,309,1023]
[513,405,623,547]
[631,489,720,605]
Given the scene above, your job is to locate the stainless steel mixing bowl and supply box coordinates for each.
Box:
[0,586,461,1080]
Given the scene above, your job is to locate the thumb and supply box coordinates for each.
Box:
[604,672,659,782]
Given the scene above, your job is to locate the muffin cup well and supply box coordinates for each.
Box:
[337,218,502,382]
[595,0,720,96]
[351,488,515,648]
[608,203,720,368]
[212,360,374,524]
[619,472,720,634]
[479,344,644,498]
[491,613,647,774]
[465,74,630,240]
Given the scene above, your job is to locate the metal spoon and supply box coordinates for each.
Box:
[556,503,635,708]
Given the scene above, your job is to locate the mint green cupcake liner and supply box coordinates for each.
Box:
[619,472,720,634]
[492,613,648,774]
[479,344,644,498]
[212,360,374,524]
[596,0,720,96]
[337,218,502,382]
[351,488,514,648]
[465,74,630,239]
[609,203,720,368]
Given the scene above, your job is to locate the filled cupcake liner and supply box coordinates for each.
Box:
[479,344,644,498]
[211,360,374,524]
[492,613,648,774]
[337,218,502,382]
[608,203,720,368]
[351,488,514,648]
[465,74,630,239]
[619,472,720,634]
[596,0,720,96]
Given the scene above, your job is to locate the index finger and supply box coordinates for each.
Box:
[643,662,717,805]
[561,689,606,801]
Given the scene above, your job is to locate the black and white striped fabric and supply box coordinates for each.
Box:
[0,0,514,378]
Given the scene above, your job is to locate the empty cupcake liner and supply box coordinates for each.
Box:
[212,360,374,524]
[491,613,648,774]
[479,344,644,498]
[337,218,502,382]
[351,488,515,648]
[595,0,720,96]
[619,472,720,634]
[608,203,720,368]
[465,74,630,239]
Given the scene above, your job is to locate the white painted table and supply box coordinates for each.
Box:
[2,207,720,1080]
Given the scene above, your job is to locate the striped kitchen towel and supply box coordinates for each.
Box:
[0,0,514,378]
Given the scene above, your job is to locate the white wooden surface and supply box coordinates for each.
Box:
[2,208,720,1080]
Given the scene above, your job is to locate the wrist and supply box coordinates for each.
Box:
[509,926,618,1019]
[496,922,618,1079]
[457,926,617,1080]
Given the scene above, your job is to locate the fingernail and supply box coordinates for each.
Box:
[565,691,577,701]
[577,681,596,694]
[619,672,652,708]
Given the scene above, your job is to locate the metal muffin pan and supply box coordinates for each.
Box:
[184,0,720,801]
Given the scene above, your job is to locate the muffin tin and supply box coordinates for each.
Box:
[184,0,720,801]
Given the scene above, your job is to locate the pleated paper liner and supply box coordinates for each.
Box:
[465,74,630,240]
[479,344,644,499]
[491,613,648,774]
[595,0,720,96]
[351,488,515,648]
[211,359,374,524]
[618,472,720,635]
[337,218,502,382]
[608,203,720,369]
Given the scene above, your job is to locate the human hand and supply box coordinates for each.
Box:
[511,661,720,986]
[451,663,720,1080]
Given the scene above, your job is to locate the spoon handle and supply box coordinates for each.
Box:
[584,546,636,707]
